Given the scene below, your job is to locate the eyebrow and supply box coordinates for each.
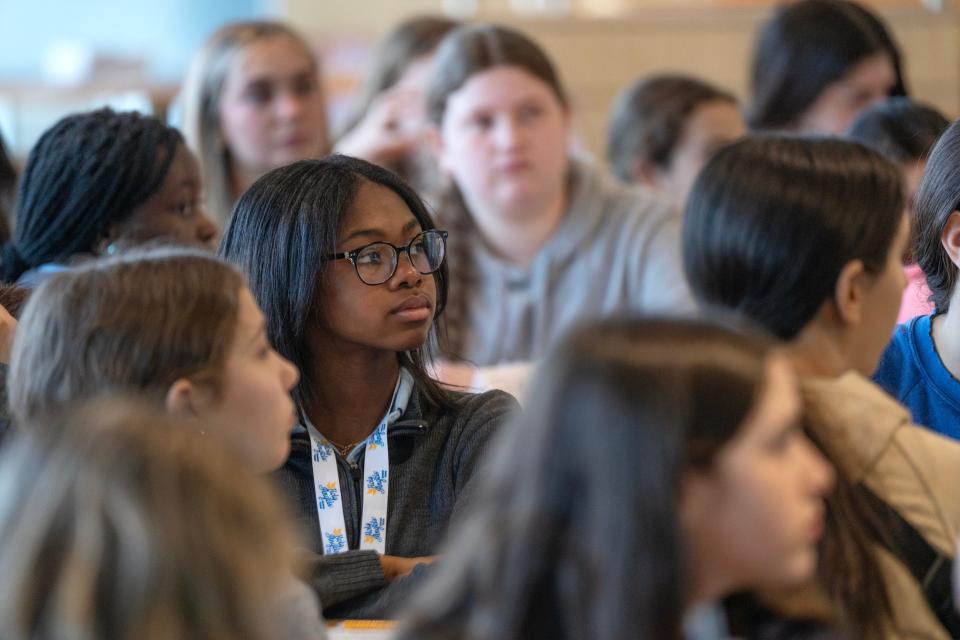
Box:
[241,64,316,87]
[341,218,420,244]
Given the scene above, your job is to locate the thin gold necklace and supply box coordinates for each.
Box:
[326,437,365,458]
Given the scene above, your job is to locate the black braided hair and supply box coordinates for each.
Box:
[1,108,182,283]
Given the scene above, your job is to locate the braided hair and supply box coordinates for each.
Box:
[1,108,182,283]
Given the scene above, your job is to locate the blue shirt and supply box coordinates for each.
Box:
[873,314,960,440]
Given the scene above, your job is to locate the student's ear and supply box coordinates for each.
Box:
[165,378,209,420]
[833,259,867,328]
[425,124,451,175]
[940,211,960,268]
[630,158,664,191]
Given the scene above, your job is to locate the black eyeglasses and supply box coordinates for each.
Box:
[325,229,448,286]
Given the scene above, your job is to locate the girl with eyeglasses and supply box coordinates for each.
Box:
[219,154,518,620]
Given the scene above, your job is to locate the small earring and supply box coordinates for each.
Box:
[105,243,118,256]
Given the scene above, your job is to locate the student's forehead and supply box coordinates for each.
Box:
[341,182,421,233]
[165,144,201,183]
[233,37,314,79]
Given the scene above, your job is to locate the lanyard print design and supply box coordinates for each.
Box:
[305,369,413,555]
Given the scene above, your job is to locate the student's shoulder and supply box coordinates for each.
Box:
[433,388,519,430]
[874,316,926,394]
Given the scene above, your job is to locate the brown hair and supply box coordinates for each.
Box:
[400,317,777,640]
[607,74,737,183]
[0,283,28,318]
[0,397,299,640]
[7,247,244,422]
[425,24,568,358]
[181,20,326,226]
[341,15,459,137]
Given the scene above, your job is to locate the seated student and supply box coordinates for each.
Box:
[875,119,960,441]
[424,24,693,373]
[606,74,746,207]
[218,155,518,619]
[749,0,902,135]
[336,15,458,197]
[0,109,217,288]
[7,248,300,474]
[397,317,833,640]
[5,249,323,635]
[0,399,322,640]
[684,135,960,639]
[847,97,949,323]
[181,21,330,226]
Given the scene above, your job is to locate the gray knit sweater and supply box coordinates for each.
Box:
[273,386,518,620]
[454,160,694,366]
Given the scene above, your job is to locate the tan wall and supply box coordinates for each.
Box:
[281,2,960,157]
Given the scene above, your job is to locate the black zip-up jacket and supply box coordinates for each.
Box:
[273,386,518,620]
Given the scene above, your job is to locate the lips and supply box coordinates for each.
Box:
[497,159,532,174]
[391,294,433,322]
[808,507,826,541]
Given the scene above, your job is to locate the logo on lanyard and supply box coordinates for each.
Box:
[305,369,414,555]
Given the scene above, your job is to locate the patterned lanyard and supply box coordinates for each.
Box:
[304,369,413,555]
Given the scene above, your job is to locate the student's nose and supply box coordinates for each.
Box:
[196,212,218,248]
[492,116,523,150]
[279,353,300,391]
[390,249,423,289]
[800,436,835,497]
[274,90,306,122]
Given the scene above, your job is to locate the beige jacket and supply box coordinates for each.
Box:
[800,372,960,640]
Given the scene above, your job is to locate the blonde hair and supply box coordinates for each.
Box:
[181,21,323,226]
[8,247,244,423]
[0,398,300,640]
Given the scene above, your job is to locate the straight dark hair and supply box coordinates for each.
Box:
[847,97,949,165]
[607,74,737,182]
[684,135,903,340]
[913,118,960,313]
[683,135,901,638]
[398,317,773,640]
[748,0,900,131]
[218,154,451,414]
[0,132,14,244]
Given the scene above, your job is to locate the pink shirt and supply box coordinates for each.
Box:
[898,263,934,324]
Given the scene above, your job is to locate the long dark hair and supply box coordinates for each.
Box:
[425,23,568,358]
[1,108,183,283]
[0,132,14,244]
[748,0,901,131]
[399,317,773,640]
[847,97,948,165]
[218,154,451,414]
[684,135,903,340]
[912,118,960,313]
[683,135,900,638]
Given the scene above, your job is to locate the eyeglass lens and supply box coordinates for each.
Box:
[354,230,446,285]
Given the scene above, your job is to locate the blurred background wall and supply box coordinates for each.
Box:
[0,0,955,159]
